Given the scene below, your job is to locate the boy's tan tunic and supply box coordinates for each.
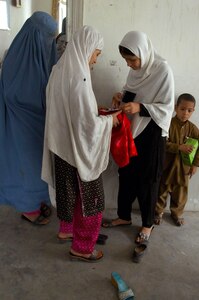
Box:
[161,116,199,187]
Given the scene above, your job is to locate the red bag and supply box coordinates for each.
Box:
[99,109,137,167]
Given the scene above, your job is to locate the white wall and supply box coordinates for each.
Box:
[0,0,52,62]
[83,0,199,210]
[0,0,31,60]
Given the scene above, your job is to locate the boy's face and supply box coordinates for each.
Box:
[175,99,195,122]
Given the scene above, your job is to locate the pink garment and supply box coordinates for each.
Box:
[23,209,40,215]
[59,197,102,254]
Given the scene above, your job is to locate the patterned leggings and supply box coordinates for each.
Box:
[59,197,102,254]
[55,155,103,254]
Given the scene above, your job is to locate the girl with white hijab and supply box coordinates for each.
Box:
[42,26,120,262]
[102,31,175,245]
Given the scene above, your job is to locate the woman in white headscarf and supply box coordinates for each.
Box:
[102,31,175,244]
[42,26,120,262]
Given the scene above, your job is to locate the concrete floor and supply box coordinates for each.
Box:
[0,205,199,300]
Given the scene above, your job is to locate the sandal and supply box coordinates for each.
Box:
[40,203,52,218]
[154,213,163,225]
[135,226,154,245]
[171,215,184,226]
[111,271,134,299]
[69,249,103,263]
[102,218,132,228]
[57,235,73,243]
[21,214,50,225]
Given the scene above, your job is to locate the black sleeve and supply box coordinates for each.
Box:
[139,104,150,117]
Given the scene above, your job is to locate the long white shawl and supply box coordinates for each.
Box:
[120,31,175,138]
[42,26,113,184]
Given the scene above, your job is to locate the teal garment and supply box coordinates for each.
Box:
[0,12,57,212]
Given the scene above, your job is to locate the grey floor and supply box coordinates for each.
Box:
[0,205,199,300]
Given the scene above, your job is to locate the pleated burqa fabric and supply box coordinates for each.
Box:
[0,12,57,212]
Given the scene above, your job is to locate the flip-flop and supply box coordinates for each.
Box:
[111,271,134,299]
[21,214,50,225]
[102,219,132,228]
[57,235,73,243]
[69,250,103,263]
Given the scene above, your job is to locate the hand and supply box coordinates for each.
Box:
[112,92,122,109]
[112,110,122,127]
[120,102,140,114]
[179,144,194,154]
[188,165,197,178]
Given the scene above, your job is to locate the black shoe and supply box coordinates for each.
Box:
[96,234,108,245]
[132,244,147,263]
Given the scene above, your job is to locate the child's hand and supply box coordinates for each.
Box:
[179,144,194,154]
[188,165,198,178]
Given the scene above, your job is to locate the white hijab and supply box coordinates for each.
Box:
[120,31,175,138]
[42,26,113,184]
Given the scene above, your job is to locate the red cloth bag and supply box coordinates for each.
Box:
[99,109,137,167]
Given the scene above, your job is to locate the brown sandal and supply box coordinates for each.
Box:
[69,250,103,263]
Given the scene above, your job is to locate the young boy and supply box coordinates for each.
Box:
[154,93,199,226]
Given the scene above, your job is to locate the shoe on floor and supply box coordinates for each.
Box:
[96,233,108,245]
[132,244,147,263]
[111,271,134,299]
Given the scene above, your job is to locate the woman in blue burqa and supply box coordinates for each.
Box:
[0,12,57,224]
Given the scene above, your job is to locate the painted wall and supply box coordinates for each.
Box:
[83,0,199,210]
[0,0,51,63]
[0,0,31,61]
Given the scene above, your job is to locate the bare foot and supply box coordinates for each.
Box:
[102,218,132,228]
[57,232,73,239]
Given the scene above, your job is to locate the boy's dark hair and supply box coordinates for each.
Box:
[177,93,196,107]
[119,45,135,56]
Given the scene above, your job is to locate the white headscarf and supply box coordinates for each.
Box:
[120,31,175,137]
[42,26,113,184]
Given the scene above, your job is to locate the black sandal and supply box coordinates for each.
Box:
[21,214,50,225]
[40,203,52,218]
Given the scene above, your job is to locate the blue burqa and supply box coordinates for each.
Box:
[0,12,57,212]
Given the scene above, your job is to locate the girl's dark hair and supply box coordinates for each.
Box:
[177,93,196,106]
[119,45,135,56]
